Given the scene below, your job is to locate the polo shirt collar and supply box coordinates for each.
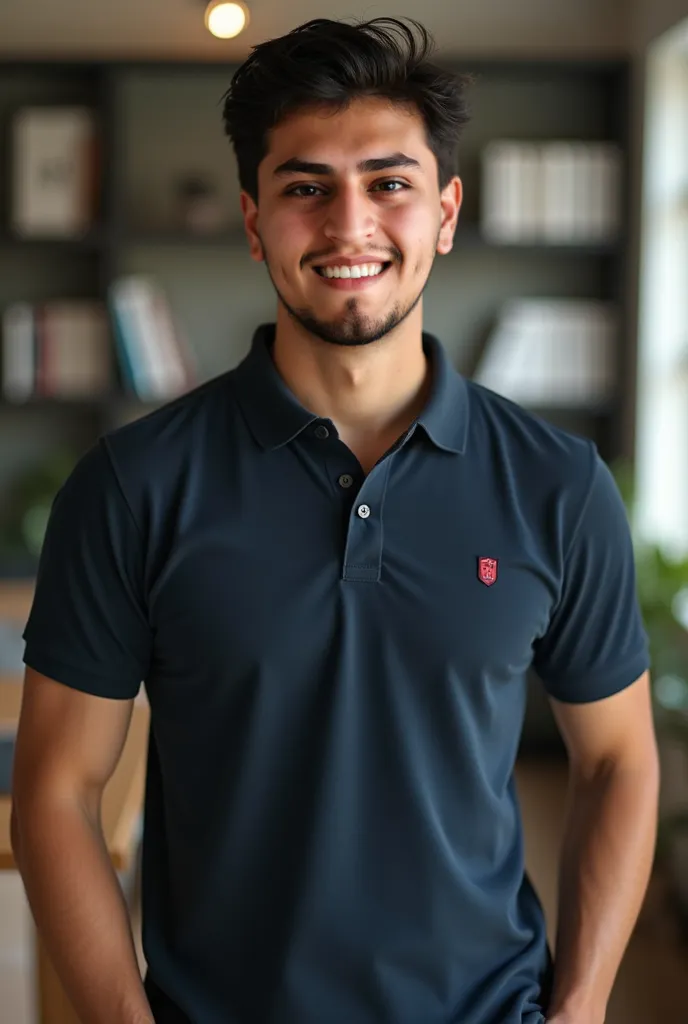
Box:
[416,332,469,455]
[231,323,469,455]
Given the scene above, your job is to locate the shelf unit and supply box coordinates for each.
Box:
[0,56,633,574]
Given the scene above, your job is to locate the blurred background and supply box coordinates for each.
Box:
[0,0,688,1021]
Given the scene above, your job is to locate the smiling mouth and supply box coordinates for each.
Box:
[313,261,392,280]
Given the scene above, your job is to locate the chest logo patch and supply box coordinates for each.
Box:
[478,556,498,587]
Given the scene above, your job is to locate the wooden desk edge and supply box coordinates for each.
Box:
[0,579,34,620]
[0,581,149,872]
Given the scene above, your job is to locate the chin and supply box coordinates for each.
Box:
[292,308,404,348]
[276,275,413,347]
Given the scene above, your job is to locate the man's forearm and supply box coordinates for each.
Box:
[12,799,154,1024]
[547,757,660,1023]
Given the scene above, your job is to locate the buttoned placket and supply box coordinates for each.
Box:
[308,420,416,584]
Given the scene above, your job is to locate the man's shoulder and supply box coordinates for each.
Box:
[465,377,597,486]
[103,369,237,477]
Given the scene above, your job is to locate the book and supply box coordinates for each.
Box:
[1,303,35,401]
[108,276,193,400]
[517,144,542,240]
[481,141,535,241]
[37,301,112,398]
[109,284,151,397]
[2,300,114,401]
[541,143,577,243]
[481,140,623,244]
[11,106,98,238]
[473,299,617,408]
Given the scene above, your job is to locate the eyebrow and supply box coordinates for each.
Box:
[272,152,422,178]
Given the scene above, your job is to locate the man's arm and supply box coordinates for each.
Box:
[11,667,154,1024]
[545,670,660,1024]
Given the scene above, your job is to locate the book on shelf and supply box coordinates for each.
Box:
[1,304,34,402]
[108,276,197,401]
[472,299,616,408]
[481,141,622,244]
[11,106,100,239]
[1,300,112,401]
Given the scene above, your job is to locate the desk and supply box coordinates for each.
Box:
[0,580,150,1024]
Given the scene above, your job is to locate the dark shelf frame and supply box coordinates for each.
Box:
[0,228,107,249]
[0,393,166,410]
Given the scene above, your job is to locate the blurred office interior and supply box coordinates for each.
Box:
[0,0,688,1020]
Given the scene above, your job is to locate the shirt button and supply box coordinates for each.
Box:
[314,424,330,440]
[338,474,354,489]
[357,504,371,519]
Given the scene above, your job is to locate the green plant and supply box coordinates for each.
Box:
[0,448,78,559]
[612,458,688,857]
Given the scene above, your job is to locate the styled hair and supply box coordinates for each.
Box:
[221,17,472,201]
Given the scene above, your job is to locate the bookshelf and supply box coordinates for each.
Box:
[0,56,632,541]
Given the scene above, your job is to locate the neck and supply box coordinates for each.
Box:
[271,307,431,443]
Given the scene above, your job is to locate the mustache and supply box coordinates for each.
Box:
[301,247,402,269]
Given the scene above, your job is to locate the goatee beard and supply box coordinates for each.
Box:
[266,269,427,348]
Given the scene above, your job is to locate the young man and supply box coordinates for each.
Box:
[11,17,659,1024]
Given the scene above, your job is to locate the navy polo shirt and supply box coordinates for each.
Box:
[23,324,649,1024]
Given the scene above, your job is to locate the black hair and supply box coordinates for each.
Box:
[221,17,472,201]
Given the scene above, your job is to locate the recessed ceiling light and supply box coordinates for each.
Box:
[204,1,250,39]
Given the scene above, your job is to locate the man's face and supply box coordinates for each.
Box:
[241,96,462,347]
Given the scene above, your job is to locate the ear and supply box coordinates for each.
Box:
[436,177,463,256]
[240,191,264,262]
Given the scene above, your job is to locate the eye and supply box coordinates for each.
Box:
[285,184,325,198]
[285,180,410,198]
[372,180,410,193]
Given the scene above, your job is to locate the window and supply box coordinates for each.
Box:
[636,22,688,556]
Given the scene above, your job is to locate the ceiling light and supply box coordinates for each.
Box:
[204,0,250,39]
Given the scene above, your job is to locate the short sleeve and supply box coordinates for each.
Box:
[22,439,151,699]
[532,451,650,703]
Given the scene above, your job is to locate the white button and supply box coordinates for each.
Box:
[338,474,354,489]
[357,504,371,519]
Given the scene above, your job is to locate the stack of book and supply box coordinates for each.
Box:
[11,106,100,239]
[108,276,196,400]
[481,141,622,244]
[473,299,617,408]
[1,301,112,401]
[1,279,195,403]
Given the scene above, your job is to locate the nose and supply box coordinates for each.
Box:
[322,183,376,246]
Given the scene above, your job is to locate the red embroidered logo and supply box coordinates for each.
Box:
[478,557,498,587]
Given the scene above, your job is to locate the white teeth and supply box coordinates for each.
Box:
[320,263,385,279]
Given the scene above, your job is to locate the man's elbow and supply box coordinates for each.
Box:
[646,738,661,790]
[576,735,661,798]
[629,727,661,791]
[645,746,661,810]
[609,737,661,804]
